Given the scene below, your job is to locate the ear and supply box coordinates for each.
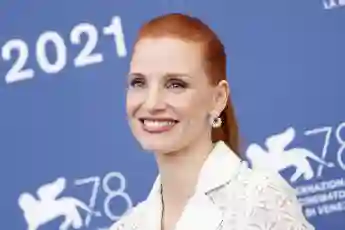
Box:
[210,80,229,117]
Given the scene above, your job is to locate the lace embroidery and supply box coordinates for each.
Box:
[109,162,314,230]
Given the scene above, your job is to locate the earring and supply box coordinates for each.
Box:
[210,116,222,128]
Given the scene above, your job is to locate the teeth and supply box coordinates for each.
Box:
[143,120,176,127]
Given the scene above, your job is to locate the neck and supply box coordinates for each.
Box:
[155,136,214,206]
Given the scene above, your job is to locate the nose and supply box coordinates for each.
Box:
[143,87,166,112]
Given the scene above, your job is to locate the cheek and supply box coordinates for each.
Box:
[169,92,210,119]
[126,91,141,116]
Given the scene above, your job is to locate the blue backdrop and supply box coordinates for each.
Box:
[1,1,344,230]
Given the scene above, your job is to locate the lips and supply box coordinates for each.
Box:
[139,118,178,133]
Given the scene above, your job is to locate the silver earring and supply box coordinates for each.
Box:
[211,116,222,128]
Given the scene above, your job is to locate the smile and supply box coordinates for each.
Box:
[139,118,178,133]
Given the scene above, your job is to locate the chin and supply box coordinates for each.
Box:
[136,135,182,154]
[139,141,174,154]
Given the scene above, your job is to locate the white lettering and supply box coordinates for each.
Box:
[305,207,317,218]
[296,178,345,196]
[74,171,133,228]
[2,15,125,85]
[336,122,345,170]
[317,201,345,215]
[103,171,133,221]
[1,39,34,83]
[36,31,67,74]
[304,126,332,177]
[70,23,103,67]
[299,189,345,206]
[103,16,127,58]
[323,0,345,9]
[75,176,101,227]
[324,0,338,9]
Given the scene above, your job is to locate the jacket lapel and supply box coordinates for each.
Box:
[194,141,242,193]
[174,141,243,230]
[173,191,224,230]
[141,176,163,230]
[141,141,243,230]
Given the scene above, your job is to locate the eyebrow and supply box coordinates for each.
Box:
[127,72,144,78]
[127,72,192,79]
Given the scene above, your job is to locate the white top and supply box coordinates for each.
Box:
[110,141,315,230]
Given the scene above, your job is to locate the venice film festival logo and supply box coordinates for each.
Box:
[18,172,133,230]
[245,124,345,218]
[245,127,335,183]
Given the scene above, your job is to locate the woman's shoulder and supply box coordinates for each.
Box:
[206,160,316,229]
[219,162,314,229]
[230,161,298,197]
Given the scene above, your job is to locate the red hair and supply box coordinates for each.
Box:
[134,13,240,154]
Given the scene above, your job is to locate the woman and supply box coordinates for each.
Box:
[111,13,314,230]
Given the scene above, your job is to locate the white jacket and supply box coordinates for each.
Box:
[110,141,315,230]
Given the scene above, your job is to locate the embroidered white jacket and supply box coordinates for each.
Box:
[110,141,315,230]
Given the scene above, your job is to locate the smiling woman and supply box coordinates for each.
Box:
[126,35,231,155]
[126,13,238,156]
[111,13,315,230]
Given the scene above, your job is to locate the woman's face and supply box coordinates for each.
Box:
[126,37,225,154]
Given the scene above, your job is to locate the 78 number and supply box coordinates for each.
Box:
[74,172,133,228]
[304,121,345,176]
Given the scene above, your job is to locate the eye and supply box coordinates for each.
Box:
[129,77,146,88]
[166,79,188,89]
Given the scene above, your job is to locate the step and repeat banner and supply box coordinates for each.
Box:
[1,1,344,230]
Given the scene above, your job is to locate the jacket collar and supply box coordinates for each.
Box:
[195,140,242,193]
[140,141,243,230]
[148,140,242,199]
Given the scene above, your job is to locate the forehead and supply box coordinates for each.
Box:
[130,37,204,75]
